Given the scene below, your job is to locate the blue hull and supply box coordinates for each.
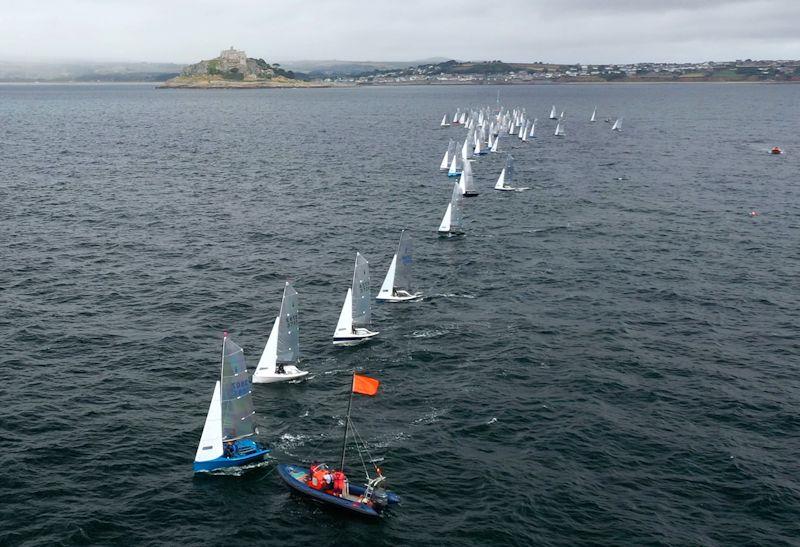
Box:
[277,464,399,518]
[447,172,461,177]
[193,440,269,473]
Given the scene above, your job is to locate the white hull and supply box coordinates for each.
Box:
[252,365,309,384]
[333,328,380,346]
[376,290,423,302]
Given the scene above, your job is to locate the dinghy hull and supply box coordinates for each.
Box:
[193,439,269,473]
[376,292,422,303]
[333,328,379,346]
[252,366,309,384]
[277,464,399,518]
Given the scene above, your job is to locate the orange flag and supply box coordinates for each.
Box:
[352,374,380,396]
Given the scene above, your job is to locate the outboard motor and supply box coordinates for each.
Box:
[370,487,389,510]
[367,476,389,510]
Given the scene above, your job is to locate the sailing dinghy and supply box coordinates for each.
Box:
[377,230,422,302]
[277,372,400,519]
[590,107,597,122]
[440,114,450,128]
[554,121,565,137]
[459,158,479,197]
[612,117,623,131]
[193,333,269,473]
[549,105,557,119]
[333,253,378,346]
[440,139,455,171]
[494,154,529,192]
[252,282,309,384]
[438,181,465,236]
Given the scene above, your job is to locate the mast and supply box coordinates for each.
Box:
[339,370,355,471]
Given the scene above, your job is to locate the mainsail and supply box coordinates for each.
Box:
[220,337,257,441]
[351,253,371,328]
[394,230,413,291]
[276,282,299,363]
[505,154,514,185]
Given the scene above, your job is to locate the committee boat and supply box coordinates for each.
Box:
[194,333,269,473]
[277,372,400,519]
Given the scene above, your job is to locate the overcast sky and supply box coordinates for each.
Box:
[2,0,799,64]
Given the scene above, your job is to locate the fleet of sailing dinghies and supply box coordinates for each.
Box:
[377,230,422,302]
[253,282,309,384]
[194,333,269,473]
[333,253,379,346]
[438,181,465,236]
[192,100,628,519]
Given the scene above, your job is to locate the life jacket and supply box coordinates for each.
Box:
[333,471,346,493]
[310,469,328,490]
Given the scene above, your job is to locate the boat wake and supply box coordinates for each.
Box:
[196,458,271,477]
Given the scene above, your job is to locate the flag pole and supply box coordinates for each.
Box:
[339,370,355,471]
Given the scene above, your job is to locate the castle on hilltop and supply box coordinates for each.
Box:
[218,47,247,69]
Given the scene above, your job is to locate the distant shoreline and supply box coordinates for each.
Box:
[1,79,796,87]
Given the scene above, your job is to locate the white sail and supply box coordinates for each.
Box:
[473,136,482,156]
[448,151,459,176]
[255,318,279,376]
[438,203,453,233]
[440,114,449,127]
[612,117,623,131]
[490,133,499,152]
[549,105,557,119]
[554,121,564,136]
[195,381,223,463]
[351,253,371,328]
[378,255,397,299]
[461,138,470,160]
[459,159,476,195]
[459,112,466,124]
[495,168,506,190]
[521,122,529,142]
[440,148,450,170]
[560,110,565,119]
[334,288,354,338]
[518,122,525,139]
[590,107,597,122]
[529,119,537,137]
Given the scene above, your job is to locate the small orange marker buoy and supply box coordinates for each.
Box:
[770,146,782,155]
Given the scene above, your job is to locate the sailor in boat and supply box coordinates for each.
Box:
[771,146,782,155]
[276,363,285,374]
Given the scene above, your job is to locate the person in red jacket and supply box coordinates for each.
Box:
[332,470,347,496]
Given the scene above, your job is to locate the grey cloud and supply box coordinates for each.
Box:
[0,0,797,64]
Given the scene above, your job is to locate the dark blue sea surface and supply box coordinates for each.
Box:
[1,83,799,546]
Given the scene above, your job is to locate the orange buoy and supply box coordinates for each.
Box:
[770,147,782,155]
